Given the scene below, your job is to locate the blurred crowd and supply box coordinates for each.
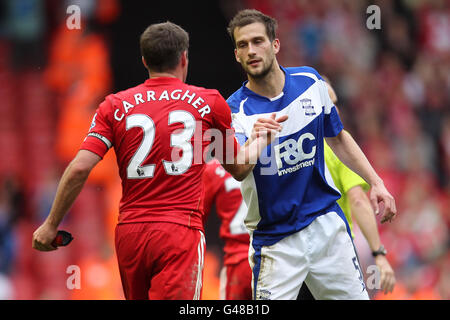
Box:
[0,0,123,299]
[0,0,448,300]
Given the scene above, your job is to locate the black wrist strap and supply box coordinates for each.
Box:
[372,244,387,257]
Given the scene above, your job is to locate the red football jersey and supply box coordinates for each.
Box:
[202,159,250,265]
[80,77,239,231]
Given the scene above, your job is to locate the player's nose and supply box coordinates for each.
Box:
[247,43,257,55]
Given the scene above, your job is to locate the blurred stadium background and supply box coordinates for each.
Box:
[0,0,448,300]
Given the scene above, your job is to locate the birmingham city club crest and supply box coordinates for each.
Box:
[300,98,316,116]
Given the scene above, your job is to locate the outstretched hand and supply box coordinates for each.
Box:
[251,113,288,144]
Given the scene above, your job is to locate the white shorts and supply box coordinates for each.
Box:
[249,211,369,300]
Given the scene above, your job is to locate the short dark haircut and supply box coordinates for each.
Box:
[140,21,189,72]
[227,9,277,47]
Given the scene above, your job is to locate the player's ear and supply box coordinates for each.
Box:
[234,48,241,63]
[142,56,149,69]
[180,50,188,67]
[272,38,280,54]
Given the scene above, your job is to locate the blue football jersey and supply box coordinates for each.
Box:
[227,66,347,246]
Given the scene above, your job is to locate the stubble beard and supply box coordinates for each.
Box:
[245,56,274,80]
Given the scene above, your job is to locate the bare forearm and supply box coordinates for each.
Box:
[224,113,287,181]
[46,162,91,227]
[32,150,100,251]
[326,130,382,187]
[222,136,266,181]
[350,190,381,252]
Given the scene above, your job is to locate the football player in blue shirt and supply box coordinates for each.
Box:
[225,9,396,300]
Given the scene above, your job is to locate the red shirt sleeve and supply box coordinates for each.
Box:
[79,96,114,159]
[211,93,240,163]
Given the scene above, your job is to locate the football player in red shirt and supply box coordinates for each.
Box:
[32,22,286,300]
[202,159,252,300]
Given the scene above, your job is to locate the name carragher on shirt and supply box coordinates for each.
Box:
[113,89,211,121]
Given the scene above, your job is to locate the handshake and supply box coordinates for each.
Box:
[250,113,288,144]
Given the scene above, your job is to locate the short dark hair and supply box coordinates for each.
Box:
[227,9,277,47]
[140,21,189,72]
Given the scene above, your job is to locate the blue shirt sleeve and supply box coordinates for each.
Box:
[324,106,344,137]
[319,79,343,137]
